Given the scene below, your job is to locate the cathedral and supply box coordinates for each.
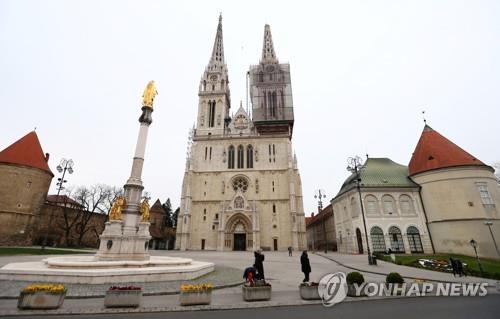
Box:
[175,16,306,251]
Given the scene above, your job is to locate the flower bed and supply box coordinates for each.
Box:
[18,284,66,310]
[242,281,272,301]
[299,282,320,300]
[104,286,143,308]
[179,284,213,306]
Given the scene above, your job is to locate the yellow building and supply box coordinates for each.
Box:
[409,125,500,259]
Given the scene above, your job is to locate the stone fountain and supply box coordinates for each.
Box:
[0,82,213,284]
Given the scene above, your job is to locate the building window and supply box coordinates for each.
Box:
[365,195,379,215]
[205,147,208,160]
[407,226,423,253]
[208,101,216,127]
[382,195,396,215]
[215,213,219,220]
[232,176,249,192]
[272,181,275,192]
[209,147,212,160]
[237,145,244,168]
[228,145,235,169]
[370,226,386,252]
[476,183,494,205]
[272,204,276,213]
[246,145,253,168]
[399,195,415,215]
[388,226,405,253]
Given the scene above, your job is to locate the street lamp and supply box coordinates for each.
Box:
[469,239,484,277]
[41,158,74,250]
[314,189,327,254]
[347,156,374,265]
[484,221,500,258]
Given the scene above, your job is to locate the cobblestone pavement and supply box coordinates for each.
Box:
[0,265,242,298]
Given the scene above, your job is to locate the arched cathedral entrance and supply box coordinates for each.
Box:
[225,213,252,251]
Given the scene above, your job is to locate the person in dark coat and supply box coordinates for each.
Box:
[301,250,311,282]
[288,246,293,257]
[456,259,467,277]
[450,258,458,277]
[254,250,265,280]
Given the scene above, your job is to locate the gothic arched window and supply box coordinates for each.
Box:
[228,145,235,169]
[208,101,216,128]
[271,91,277,117]
[237,145,244,169]
[246,145,253,168]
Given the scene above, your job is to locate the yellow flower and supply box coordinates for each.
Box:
[22,284,66,294]
[180,283,214,292]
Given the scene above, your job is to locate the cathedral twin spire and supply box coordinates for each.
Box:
[261,24,278,64]
[207,16,278,69]
[208,14,225,69]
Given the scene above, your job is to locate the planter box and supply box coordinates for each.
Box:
[17,292,65,310]
[347,284,366,297]
[242,285,272,301]
[179,291,212,306]
[299,285,320,300]
[104,290,142,308]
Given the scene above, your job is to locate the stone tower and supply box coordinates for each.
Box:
[196,15,231,137]
[249,24,294,137]
[176,18,306,252]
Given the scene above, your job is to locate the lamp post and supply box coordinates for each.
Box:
[347,156,373,265]
[314,189,328,254]
[41,158,74,250]
[484,221,500,258]
[469,239,484,277]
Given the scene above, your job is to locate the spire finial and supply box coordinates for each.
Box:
[422,110,427,125]
[209,14,225,67]
[261,24,278,64]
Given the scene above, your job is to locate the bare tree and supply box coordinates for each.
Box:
[73,184,121,246]
[56,187,80,247]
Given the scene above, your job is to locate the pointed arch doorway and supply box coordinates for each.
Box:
[233,223,247,251]
[224,213,252,251]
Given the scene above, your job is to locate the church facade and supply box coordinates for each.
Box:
[175,17,306,251]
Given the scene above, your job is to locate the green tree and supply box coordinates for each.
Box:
[162,198,173,227]
[172,207,180,228]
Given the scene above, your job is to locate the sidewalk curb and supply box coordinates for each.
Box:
[313,252,496,285]
[0,292,429,317]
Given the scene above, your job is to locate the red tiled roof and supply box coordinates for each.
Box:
[0,131,53,176]
[409,125,485,176]
[46,195,84,208]
[306,204,333,228]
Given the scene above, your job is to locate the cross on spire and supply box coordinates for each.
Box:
[261,24,278,64]
[209,14,225,67]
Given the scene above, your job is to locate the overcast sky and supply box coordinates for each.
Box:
[1,0,499,215]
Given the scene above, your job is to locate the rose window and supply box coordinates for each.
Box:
[232,177,249,192]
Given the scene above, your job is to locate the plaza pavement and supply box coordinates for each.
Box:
[0,250,498,316]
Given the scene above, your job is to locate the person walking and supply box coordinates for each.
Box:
[456,259,467,277]
[300,250,311,282]
[450,257,458,277]
[254,250,265,280]
[288,246,293,257]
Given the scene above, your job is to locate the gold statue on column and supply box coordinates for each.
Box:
[109,196,126,220]
[142,80,158,108]
[140,198,150,222]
